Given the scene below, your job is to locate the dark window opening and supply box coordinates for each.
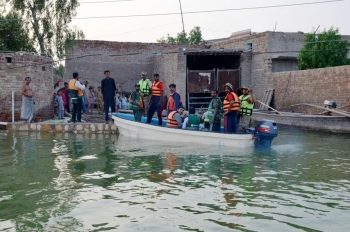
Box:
[245,43,253,51]
[42,66,46,71]
[6,57,12,63]
[187,54,240,70]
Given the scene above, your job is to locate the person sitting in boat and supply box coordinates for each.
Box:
[223,83,240,133]
[238,87,255,132]
[182,107,200,130]
[167,106,185,128]
[166,83,182,114]
[129,84,144,122]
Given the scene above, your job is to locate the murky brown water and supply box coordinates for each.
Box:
[0,129,349,231]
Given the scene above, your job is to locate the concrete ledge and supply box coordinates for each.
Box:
[4,122,118,134]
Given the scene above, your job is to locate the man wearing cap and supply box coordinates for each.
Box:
[20,76,34,122]
[223,83,240,133]
[147,73,164,125]
[238,87,255,132]
[166,83,182,114]
[129,83,144,122]
[101,70,117,123]
[68,72,86,123]
[138,72,152,114]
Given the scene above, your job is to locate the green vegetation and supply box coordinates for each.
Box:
[298,27,350,70]
[158,26,204,45]
[6,0,84,58]
[0,12,35,52]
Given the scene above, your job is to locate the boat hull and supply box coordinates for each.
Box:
[112,113,254,148]
[252,111,350,133]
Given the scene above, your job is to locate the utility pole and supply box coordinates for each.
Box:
[178,0,185,33]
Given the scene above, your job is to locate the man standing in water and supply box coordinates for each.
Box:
[101,70,117,123]
[20,76,34,122]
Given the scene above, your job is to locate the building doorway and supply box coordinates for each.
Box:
[186,51,241,109]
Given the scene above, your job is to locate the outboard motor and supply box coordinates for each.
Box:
[324,100,337,109]
[253,120,278,150]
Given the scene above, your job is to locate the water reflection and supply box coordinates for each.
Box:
[0,130,349,231]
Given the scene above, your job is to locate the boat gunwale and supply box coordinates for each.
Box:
[112,113,253,140]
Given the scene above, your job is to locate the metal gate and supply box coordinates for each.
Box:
[187,68,240,109]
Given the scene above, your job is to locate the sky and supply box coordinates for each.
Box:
[71,0,349,42]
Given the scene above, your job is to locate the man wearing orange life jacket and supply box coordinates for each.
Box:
[167,106,185,128]
[166,83,182,114]
[68,72,86,123]
[223,82,240,133]
[146,73,164,125]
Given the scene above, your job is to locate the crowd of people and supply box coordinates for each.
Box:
[128,71,255,134]
[162,83,255,133]
[20,70,255,133]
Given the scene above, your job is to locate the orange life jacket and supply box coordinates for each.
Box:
[68,79,84,97]
[167,95,176,112]
[167,111,179,128]
[151,81,162,96]
[223,92,240,112]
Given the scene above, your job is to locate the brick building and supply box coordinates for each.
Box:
[0,52,54,122]
[65,30,350,109]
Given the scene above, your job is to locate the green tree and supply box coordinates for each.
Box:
[298,28,350,70]
[0,12,35,52]
[53,64,65,79]
[7,0,84,58]
[158,26,204,45]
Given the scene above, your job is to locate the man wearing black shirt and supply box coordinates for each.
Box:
[101,70,117,122]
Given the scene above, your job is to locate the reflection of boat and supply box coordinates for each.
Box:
[252,110,350,133]
[112,113,278,149]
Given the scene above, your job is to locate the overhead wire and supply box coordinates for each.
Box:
[6,47,350,70]
[0,0,345,22]
[72,0,345,20]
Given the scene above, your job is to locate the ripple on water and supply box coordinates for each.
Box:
[1,131,350,231]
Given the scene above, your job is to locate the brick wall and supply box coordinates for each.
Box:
[154,52,183,96]
[209,32,269,99]
[272,65,350,112]
[209,31,306,100]
[0,52,54,122]
[65,41,196,95]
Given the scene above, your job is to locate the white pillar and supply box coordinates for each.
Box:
[12,91,15,123]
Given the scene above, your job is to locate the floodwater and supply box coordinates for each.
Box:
[0,129,349,232]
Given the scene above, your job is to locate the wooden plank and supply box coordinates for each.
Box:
[256,100,280,114]
[259,89,274,110]
[291,103,350,117]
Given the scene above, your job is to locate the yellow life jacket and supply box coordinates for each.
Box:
[68,79,83,97]
[239,95,254,115]
[139,79,151,95]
